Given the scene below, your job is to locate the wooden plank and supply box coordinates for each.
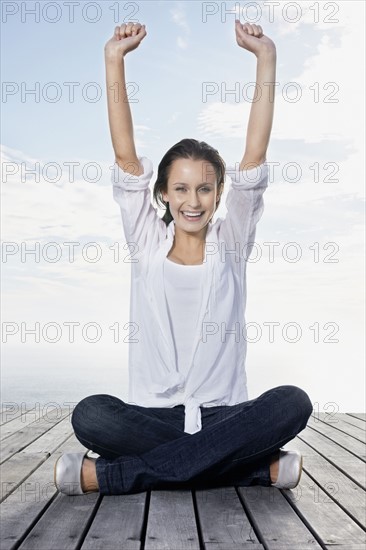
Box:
[195,486,264,549]
[329,413,366,431]
[18,491,99,550]
[199,543,263,549]
[296,428,366,487]
[0,408,70,464]
[282,469,366,550]
[21,415,73,454]
[284,440,365,529]
[307,422,366,460]
[1,413,365,550]
[0,404,35,426]
[144,490,200,550]
[312,413,366,443]
[81,493,146,549]
[238,486,322,549]
[285,435,365,490]
[0,436,86,550]
[0,453,49,503]
[0,417,74,503]
[1,407,46,440]
[347,413,366,421]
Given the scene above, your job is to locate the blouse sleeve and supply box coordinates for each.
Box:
[111,156,166,258]
[219,161,269,265]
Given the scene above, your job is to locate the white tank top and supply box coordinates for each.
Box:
[163,257,204,378]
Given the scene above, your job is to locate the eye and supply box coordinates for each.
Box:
[175,187,212,192]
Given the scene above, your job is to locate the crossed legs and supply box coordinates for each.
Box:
[71,385,313,495]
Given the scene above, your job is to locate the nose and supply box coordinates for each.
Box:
[187,191,201,209]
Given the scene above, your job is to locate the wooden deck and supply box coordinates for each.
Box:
[0,405,365,550]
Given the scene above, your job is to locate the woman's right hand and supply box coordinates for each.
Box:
[104,22,147,59]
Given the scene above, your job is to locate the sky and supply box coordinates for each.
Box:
[1,0,365,413]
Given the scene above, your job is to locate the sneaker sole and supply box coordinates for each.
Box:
[53,455,61,490]
[294,453,303,488]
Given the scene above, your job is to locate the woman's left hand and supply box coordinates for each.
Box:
[235,20,276,57]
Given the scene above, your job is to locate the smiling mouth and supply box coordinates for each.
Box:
[181,211,204,221]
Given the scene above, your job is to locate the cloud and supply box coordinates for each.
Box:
[268,0,345,36]
[170,2,190,49]
[168,111,182,124]
[199,1,363,146]
[132,124,153,149]
[198,29,363,144]
[196,3,364,202]
[230,0,343,35]
[1,144,133,300]
[177,36,188,50]
[197,101,248,138]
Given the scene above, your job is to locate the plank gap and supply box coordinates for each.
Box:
[346,414,366,422]
[234,486,267,550]
[302,466,366,533]
[279,487,329,550]
[140,490,151,550]
[74,494,104,550]
[297,434,366,490]
[6,487,60,550]
[308,426,366,462]
[314,416,366,445]
[301,428,366,464]
[191,490,205,550]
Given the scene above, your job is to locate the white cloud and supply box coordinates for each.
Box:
[168,111,182,124]
[197,3,364,201]
[177,36,188,49]
[170,2,190,33]
[133,124,152,148]
[1,144,133,300]
[269,0,346,35]
[199,2,364,146]
[170,1,190,49]
[198,29,363,145]
[134,124,151,132]
[198,101,248,138]
[230,0,344,34]
[1,142,142,403]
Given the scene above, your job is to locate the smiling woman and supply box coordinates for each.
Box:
[53,19,314,498]
[152,139,226,264]
[153,138,226,229]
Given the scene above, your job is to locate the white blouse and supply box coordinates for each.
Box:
[112,155,269,434]
[163,258,205,379]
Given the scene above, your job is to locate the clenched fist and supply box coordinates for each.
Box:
[235,20,276,57]
[105,22,147,59]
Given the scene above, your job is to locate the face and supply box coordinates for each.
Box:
[162,158,221,234]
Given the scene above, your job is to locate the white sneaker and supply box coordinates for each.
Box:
[54,451,97,495]
[271,449,303,489]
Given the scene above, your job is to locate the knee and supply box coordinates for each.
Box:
[280,385,313,426]
[71,394,119,433]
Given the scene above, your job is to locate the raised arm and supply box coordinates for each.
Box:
[234,20,276,169]
[104,22,147,176]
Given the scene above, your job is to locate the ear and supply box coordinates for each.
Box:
[162,192,168,203]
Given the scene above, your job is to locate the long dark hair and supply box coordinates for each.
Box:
[153,138,226,226]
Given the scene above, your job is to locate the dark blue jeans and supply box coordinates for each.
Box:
[71,385,313,495]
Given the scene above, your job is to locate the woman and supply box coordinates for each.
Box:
[54,20,313,496]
